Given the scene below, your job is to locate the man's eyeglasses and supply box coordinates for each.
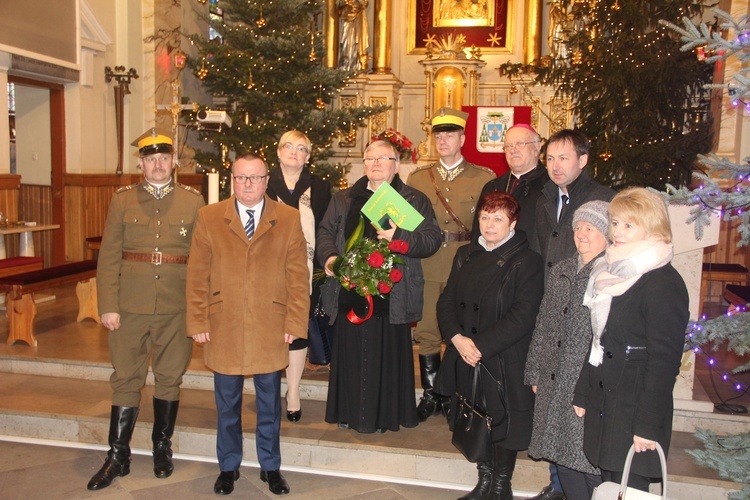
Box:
[233,174,268,184]
[503,141,539,151]
[282,143,308,153]
[363,156,397,165]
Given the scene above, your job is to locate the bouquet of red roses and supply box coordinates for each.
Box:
[332,236,409,323]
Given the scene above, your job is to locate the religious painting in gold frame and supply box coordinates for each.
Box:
[433,0,495,28]
[408,0,513,54]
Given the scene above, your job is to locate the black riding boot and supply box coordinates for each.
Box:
[487,444,517,500]
[87,406,139,490]
[458,461,493,499]
[152,398,179,478]
[416,353,443,422]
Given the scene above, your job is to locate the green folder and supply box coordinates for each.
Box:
[361,182,425,231]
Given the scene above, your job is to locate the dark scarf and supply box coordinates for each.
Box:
[267,166,313,209]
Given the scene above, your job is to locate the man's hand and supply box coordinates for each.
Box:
[375,224,397,242]
[192,332,210,343]
[284,333,298,344]
[101,313,121,331]
[573,405,586,418]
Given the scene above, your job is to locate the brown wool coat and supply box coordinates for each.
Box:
[186,195,310,376]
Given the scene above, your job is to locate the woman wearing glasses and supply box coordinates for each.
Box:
[317,140,441,433]
[266,130,332,423]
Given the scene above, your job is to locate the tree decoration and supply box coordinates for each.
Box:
[309,32,317,62]
[255,5,266,28]
[197,58,209,80]
[187,0,388,197]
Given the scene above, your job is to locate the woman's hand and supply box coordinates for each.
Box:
[531,385,538,394]
[324,256,338,276]
[451,334,482,367]
[633,435,657,453]
[573,405,585,418]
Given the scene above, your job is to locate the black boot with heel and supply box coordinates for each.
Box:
[87,406,140,490]
[152,397,179,478]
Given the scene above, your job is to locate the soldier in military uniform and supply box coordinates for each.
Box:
[88,129,205,491]
[406,107,495,421]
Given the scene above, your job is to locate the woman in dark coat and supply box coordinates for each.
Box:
[573,187,690,493]
[317,140,441,434]
[266,130,332,423]
[436,191,544,500]
[525,200,610,499]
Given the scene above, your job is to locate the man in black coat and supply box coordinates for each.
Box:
[473,124,548,253]
[528,129,614,500]
[536,129,615,276]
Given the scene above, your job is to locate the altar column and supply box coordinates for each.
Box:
[373,0,392,74]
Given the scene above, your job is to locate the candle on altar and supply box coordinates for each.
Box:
[207,172,219,204]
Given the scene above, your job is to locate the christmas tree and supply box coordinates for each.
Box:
[188,0,387,197]
[501,0,714,190]
[663,9,750,499]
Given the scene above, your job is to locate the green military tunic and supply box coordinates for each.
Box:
[97,181,205,406]
[406,159,495,354]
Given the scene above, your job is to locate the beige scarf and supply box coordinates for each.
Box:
[583,239,673,366]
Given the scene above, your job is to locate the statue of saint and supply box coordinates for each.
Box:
[338,0,369,73]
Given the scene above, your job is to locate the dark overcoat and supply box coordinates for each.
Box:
[572,264,689,477]
[535,170,614,275]
[436,231,544,449]
[525,255,599,474]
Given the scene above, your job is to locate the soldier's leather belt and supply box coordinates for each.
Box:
[442,230,471,242]
[122,251,189,266]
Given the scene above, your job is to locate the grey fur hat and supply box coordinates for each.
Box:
[572,200,610,237]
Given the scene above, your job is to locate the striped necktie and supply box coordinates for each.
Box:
[244,209,255,239]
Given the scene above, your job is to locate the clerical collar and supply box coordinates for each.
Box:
[143,181,174,200]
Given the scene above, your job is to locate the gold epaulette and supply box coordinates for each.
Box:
[470,163,496,176]
[177,183,202,196]
[114,184,136,194]
[409,163,437,175]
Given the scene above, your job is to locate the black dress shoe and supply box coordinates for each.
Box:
[286,410,301,422]
[260,469,290,495]
[528,485,565,500]
[213,470,240,495]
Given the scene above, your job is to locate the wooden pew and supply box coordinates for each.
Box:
[0,260,99,346]
[0,257,44,278]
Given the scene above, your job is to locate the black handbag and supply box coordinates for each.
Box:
[452,363,493,463]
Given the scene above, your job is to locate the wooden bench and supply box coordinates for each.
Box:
[85,236,102,260]
[0,260,99,346]
[0,257,44,278]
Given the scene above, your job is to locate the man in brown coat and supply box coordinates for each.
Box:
[186,153,309,496]
[88,129,204,491]
[407,107,495,421]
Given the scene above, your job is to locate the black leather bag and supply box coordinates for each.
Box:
[452,363,493,462]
